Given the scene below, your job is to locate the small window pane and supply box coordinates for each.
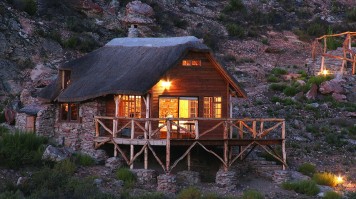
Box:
[61,103,68,121]
[70,103,78,120]
[191,60,201,66]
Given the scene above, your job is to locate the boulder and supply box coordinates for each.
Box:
[82,149,108,163]
[176,170,200,186]
[332,93,347,102]
[123,1,154,24]
[105,156,124,170]
[305,84,318,100]
[319,79,345,94]
[42,145,72,162]
[289,171,310,181]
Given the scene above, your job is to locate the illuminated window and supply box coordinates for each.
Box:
[61,70,71,89]
[60,103,79,122]
[182,59,201,66]
[119,95,141,118]
[204,97,222,118]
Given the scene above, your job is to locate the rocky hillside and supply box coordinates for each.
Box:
[0,0,356,198]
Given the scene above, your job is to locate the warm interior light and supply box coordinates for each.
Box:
[161,80,171,89]
[336,175,343,184]
[322,69,328,75]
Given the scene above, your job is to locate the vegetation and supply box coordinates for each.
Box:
[242,189,264,199]
[312,172,339,187]
[270,68,288,76]
[223,0,245,13]
[298,163,316,177]
[177,187,201,199]
[346,8,356,22]
[0,131,48,169]
[226,23,245,38]
[72,153,95,166]
[282,180,320,196]
[269,83,287,92]
[324,191,342,199]
[115,167,136,188]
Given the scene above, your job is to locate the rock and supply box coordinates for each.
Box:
[317,185,334,196]
[296,79,306,86]
[113,179,124,187]
[93,178,103,186]
[42,145,72,162]
[108,0,119,15]
[319,79,345,94]
[281,73,301,81]
[0,32,7,55]
[309,103,319,108]
[332,93,347,102]
[123,1,154,24]
[289,171,310,181]
[16,176,28,186]
[272,170,290,184]
[81,149,108,163]
[292,91,304,101]
[132,169,158,189]
[30,63,56,87]
[306,84,318,100]
[105,157,124,170]
[215,169,237,190]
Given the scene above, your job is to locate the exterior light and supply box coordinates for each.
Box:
[161,80,171,89]
[336,175,343,184]
[322,69,328,76]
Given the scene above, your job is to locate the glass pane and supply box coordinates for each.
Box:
[70,103,78,121]
[179,97,198,118]
[159,97,178,118]
[61,103,68,121]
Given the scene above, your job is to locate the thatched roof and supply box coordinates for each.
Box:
[38,36,246,102]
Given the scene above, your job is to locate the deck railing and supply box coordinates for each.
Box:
[94,116,286,173]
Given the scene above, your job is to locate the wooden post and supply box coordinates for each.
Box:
[229,94,233,138]
[252,121,256,138]
[144,94,150,170]
[187,152,191,171]
[194,119,199,139]
[353,56,356,75]
[259,121,264,138]
[239,120,243,160]
[95,118,99,137]
[223,121,228,171]
[166,120,171,173]
[130,119,134,169]
[282,120,286,170]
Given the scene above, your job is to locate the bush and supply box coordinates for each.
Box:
[226,23,244,38]
[270,68,287,76]
[115,168,136,188]
[312,172,338,187]
[223,0,245,13]
[0,132,47,169]
[324,191,342,199]
[177,187,201,199]
[23,0,36,16]
[135,192,167,199]
[269,83,287,91]
[267,75,280,83]
[307,22,327,36]
[282,180,320,196]
[0,190,23,199]
[54,159,76,176]
[283,86,299,96]
[63,36,79,49]
[242,189,264,199]
[346,191,356,199]
[347,8,356,22]
[73,153,95,166]
[0,126,9,136]
[325,133,346,147]
[307,75,333,86]
[298,163,316,177]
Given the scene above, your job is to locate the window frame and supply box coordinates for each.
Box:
[182,59,202,67]
[59,103,80,123]
[119,95,142,118]
[61,70,71,90]
[203,96,222,118]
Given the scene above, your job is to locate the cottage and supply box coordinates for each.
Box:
[18,36,286,173]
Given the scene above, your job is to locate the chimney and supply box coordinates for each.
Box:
[128,24,139,38]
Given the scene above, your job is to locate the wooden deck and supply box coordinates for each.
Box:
[93,117,287,173]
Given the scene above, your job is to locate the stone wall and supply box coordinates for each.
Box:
[36,104,56,137]
[15,112,27,131]
[53,99,106,152]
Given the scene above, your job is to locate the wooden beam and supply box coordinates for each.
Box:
[144,93,150,169]
[130,119,134,169]
[322,53,356,62]
[282,120,286,170]
[223,122,229,171]
[166,120,171,173]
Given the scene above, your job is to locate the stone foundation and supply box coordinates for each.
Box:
[176,170,200,186]
[215,169,237,191]
[272,170,290,184]
[157,174,177,193]
[132,169,157,189]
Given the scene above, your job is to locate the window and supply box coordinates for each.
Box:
[60,103,79,122]
[119,95,141,118]
[204,97,222,118]
[61,70,71,89]
[182,59,201,66]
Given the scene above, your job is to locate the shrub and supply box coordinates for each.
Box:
[267,75,280,82]
[307,75,333,86]
[135,192,167,199]
[282,180,320,196]
[0,190,23,199]
[73,153,95,166]
[298,163,316,177]
[0,132,47,169]
[54,159,76,176]
[312,172,338,187]
[0,126,9,136]
[223,0,245,13]
[283,86,299,96]
[63,36,79,49]
[324,191,342,199]
[269,83,287,91]
[226,23,244,38]
[242,189,264,199]
[325,133,346,147]
[346,191,356,199]
[270,68,287,76]
[177,187,201,199]
[115,168,136,188]
[23,0,36,16]
[307,22,327,36]
[261,38,269,45]
[347,8,356,22]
